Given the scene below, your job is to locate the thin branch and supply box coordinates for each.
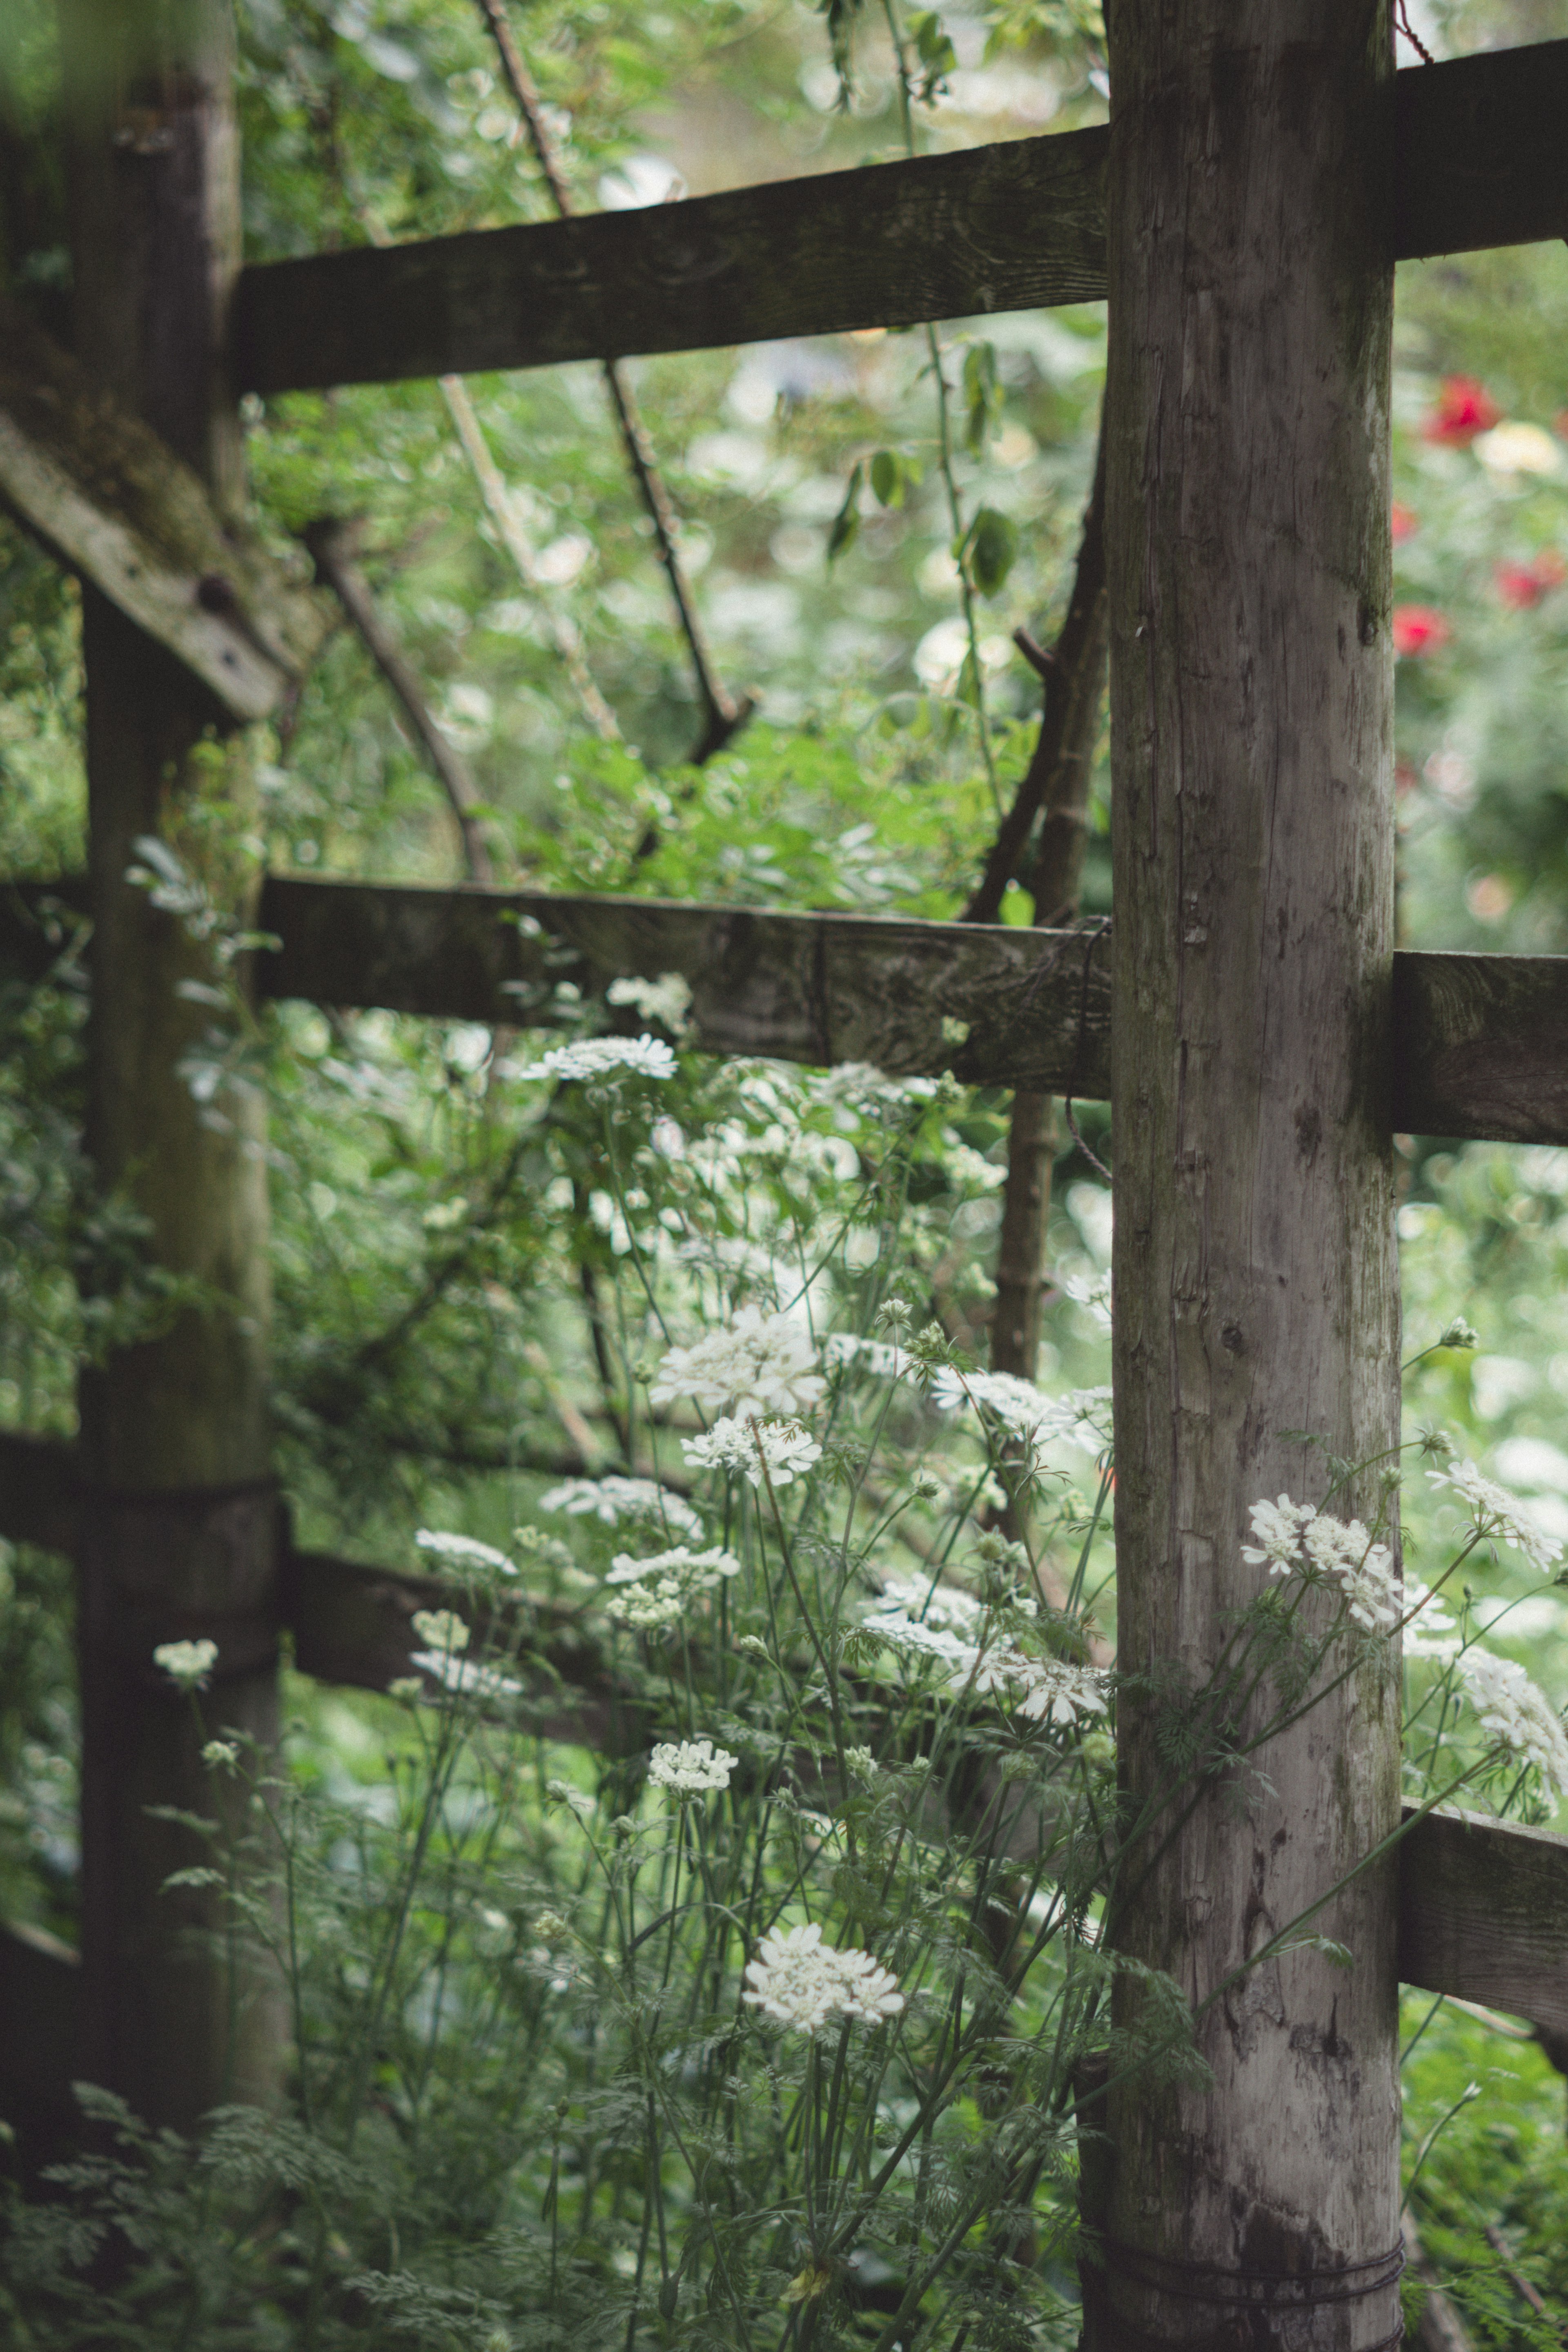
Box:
[302,515,500,885]
[473,0,753,766]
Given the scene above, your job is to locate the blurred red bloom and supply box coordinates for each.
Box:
[1421,376,1501,446]
[1391,503,1419,543]
[1494,551,1568,610]
[1393,606,1451,658]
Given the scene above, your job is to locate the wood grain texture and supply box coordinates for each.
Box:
[232,43,1568,397]
[1394,38,1568,260]
[12,871,1568,1143]
[1100,3,1401,2342]
[0,296,324,721]
[234,127,1108,394]
[254,875,1116,1097]
[1398,1803,1568,2036]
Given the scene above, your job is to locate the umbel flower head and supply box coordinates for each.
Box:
[532,1033,677,1084]
[743,1921,904,2035]
[648,1739,738,1795]
[649,1306,825,1419]
[1242,1497,1400,1632]
[1426,1458,1564,1576]
[1459,1650,1568,1797]
[539,1474,701,1534]
[154,1638,218,1690]
[410,1608,470,1654]
[682,1414,823,1488]
[603,1544,741,1629]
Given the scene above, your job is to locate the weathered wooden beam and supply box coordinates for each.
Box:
[253,874,1114,1098]
[0,296,325,723]
[233,127,1108,395]
[11,872,1568,1145]
[0,1430,80,1556]
[232,43,1568,397]
[1398,1803,1568,2037]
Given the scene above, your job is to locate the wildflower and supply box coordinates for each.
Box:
[682,1414,823,1488]
[1459,1650,1568,1796]
[1013,1657,1111,1726]
[1473,421,1561,477]
[415,1529,516,1576]
[202,1740,239,1769]
[546,1777,596,1820]
[1392,606,1450,659]
[1437,1319,1479,1352]
[1400,1578,1461,1661]
[1242,1498,1400,1632]
[844,1746,879,1781]
[411,1650,524,1699]
[532,1033,677,1084]
[825,1332,913,1380]
[648,1738,738,1795]
[603,1543,740,1627]
[1426,1458,1564,1575]
[387,1677,424,1702]
[410,1608,470,1654]
[1421,374,1500,446]
[649,1305,825,1418]
[1495,551,1567,609]
[743,1921,904,2034]
[930,1368,1112,1451]
[538,1475,701,1534]
[605,972,692,1032]
[154,1638,218,1690]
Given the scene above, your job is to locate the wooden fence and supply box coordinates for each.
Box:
[2,25,1568,2137]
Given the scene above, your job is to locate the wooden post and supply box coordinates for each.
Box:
[1098,3,1401,2343]
[62,0,282,2130]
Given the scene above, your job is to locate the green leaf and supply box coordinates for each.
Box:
[962,339,1002,454]
[911,10,958,100]
[828,461,864,562]
[967,506,1018,597]
[870,448,902,508]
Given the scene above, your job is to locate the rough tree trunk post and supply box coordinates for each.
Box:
[62,0,283,2130]
[1096,3,1401,2345]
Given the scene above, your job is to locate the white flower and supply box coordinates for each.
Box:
[1401,1577,1461,1660]
[864,1611,975,1668]
[743,1921,904,2034]
[844,1746,879,1781]
[538,1475,701,1535]
[410,1608,470,1653]
[824,1332,913,1380]
[546,1777,596,1820]
[682,1414,824,1488]
[649,1306,825,1418]
[411,1650,524,1699]
[1014,1657,1111,1726]
[532,1033,677,1084]
[1459,1650,1568,1795]
[202,1740,240,1769]
[648,1738,738,1794]
[930,1369,1112,1453]
[1472,421,1560,477]
[1243,1497,1400,1632]
[1426,1459,1564,1575]
[606,973,692,1033]
[154,1638,218,1690]
[871,1575,984,1636]
[415,1530,516,1575]
[603,1544,740,1627]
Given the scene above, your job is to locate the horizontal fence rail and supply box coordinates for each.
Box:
[7,874,1568,1141]
[2,1433,1565,2043]
[232,42,1568,395]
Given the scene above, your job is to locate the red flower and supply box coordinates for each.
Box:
[1421,376,1501,446]
[1392,605,1450,658]
[1494,550,1567,610]
[1391,503,1419,543]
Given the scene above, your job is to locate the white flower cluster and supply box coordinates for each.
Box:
[1426,1459,1564,1575]
[1459,1650,1568,1795]
[824,1332,913,1380]
[743,1921,904,2035]
[1242,1497,1400,1633]
[532,1033,676,1084]
[811,1063,940,1110]
[606,972,692,1033]
[410,1650,524,1699]
[931,1369,1112,1453]
[539,1475,701,1535]
[862,1587,1108,1725]
[154,1638,218,1690]
[604,1543,741,1628]
[411,1608,470,1653]
[647,1738,738,1794]
[649,1306,825,1419]
[415,1529,517,1576]
[871,1575,984,1637]
[682,1414,823,1488]
[1401,1578,1459,1660]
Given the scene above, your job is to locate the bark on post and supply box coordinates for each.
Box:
[62,0,282,2130]
[1098,4,1401,2344]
